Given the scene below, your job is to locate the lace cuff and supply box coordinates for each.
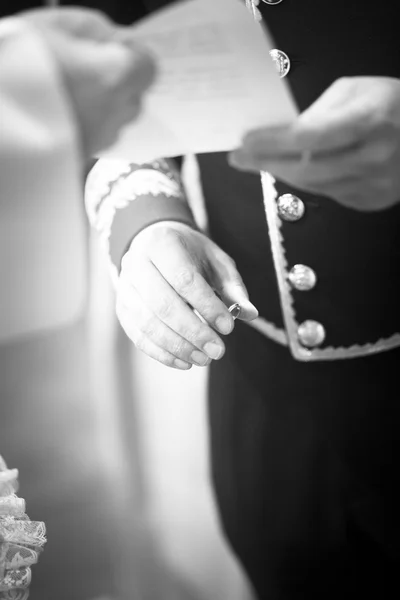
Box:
[0,456,46,597]
[85,158,197,274]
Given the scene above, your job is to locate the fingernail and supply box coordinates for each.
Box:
[190,351,211,366]
[203,341,224,360]
[215,315,233,334]
[174,359,192,370]
[241,299,259,315]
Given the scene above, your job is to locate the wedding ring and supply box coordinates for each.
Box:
[194,302,241,323]
[228,303,241,320]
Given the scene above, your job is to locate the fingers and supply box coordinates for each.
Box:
[207,245,259,321]
[91,41,155,113]
[23,6,156,99]
[236,109,363,159]
[122,252,227,354]
[117,303,193,371]
[238,80,370,158]
[230,76,400,210]
[117,273,218,367]
[228,145,360,183]
[148,229,236,337]
[39,20,156,157]
[90,96,142,155]
[76,36,155,95]
[228,147,369,205]
[120,42,157,97]
[229,133,400,210]
[118,224,259,369]
[233,77,386,173]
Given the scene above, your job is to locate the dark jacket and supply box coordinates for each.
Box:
[92,0,400,361]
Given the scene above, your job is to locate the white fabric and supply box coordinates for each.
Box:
[0,19,87,342]
[0,455,47,595]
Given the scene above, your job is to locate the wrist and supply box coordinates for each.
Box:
[126,218,198,253]
[113,199,197,270]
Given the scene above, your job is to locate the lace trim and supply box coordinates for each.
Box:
[0,498,25,519]
[85,158,185,285]
[247,316,288,346]
[0,543,40,571]
[0,457,46,594]
[85,159,183,239]
[94,169,182,240]
[259,171,400,361]
[0,590,30,600]
[0,568,31,592]
[245,0,262,22]
[0,519,47,548]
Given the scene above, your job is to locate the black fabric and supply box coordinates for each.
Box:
[200,153,400,348]
[261,0,400,113]
[200,4,400,596]
[58,0,148,24]
[0,1,41,17]
[209,322,400,599]
[0,1,148,23]
[197,0,400,348]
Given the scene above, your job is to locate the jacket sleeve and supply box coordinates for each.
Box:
[84,157,198,277]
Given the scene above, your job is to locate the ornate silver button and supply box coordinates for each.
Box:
[288,265,317,291]
[269,49,291,78]
[277,194,305,222]
[297,320,326,348]
[262,0,284,4]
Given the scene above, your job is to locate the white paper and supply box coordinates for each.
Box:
[100,0,298,162]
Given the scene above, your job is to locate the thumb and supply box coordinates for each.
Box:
[209,246,258,321]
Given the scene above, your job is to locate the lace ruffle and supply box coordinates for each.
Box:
[0,456,46,598]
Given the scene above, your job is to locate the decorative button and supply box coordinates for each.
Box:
[269,49,291,78]
[297,321,326,348]
[262,0,284,4]
[277,193,305,222]
[288,265,317,291]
